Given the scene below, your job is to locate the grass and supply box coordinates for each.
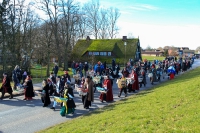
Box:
[71,39,139,64]
[142,55,166,61]
[37,66,200,133]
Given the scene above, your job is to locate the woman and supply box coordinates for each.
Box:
[41,79,51,107]
[99,75,113,102]
[129,70,139,93]
[64,82,76,114]
[0,73,13,100]
[23,75,35,100]
[82,76,94,109]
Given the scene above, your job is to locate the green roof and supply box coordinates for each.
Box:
[71,38,140,64]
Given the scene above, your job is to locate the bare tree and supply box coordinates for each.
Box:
[107,7,120,39]
[60,0,80,70]
[35,0,62,67]
[83,0,100,39]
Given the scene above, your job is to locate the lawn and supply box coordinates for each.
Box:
[142,55,165,61]
[38,67,200,133]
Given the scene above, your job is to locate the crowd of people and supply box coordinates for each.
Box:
[0,56,195,116]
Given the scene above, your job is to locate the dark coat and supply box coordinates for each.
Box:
[42,84,51,106]
[25,80,35,97]
[1,77,13,93]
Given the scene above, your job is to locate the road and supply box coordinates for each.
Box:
[0,59,200,133]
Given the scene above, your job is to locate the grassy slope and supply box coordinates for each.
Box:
[38,67,200,133]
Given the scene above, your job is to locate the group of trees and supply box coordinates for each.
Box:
[0,0,120,76]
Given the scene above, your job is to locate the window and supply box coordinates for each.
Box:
[108,52,111,56]
[93,52,99,55]
[100,52,107,56]
[89,52,92,55]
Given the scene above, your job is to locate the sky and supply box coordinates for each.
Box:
[5,0,199,50]
[78,0,200,50]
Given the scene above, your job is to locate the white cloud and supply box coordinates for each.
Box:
[129,3,159,11]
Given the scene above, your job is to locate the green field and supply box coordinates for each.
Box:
[38,67,200,133]
[142,55,165,61]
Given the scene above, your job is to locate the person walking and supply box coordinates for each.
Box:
[0,73,13,100]
[41,79,51,107]
[23,75,35,100]
[53,63,59,77]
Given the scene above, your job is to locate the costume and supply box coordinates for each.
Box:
[64,85,76,114]
[41,84,51,107]
[129,71,139,92]
[24,79,35,100]
[1,76,13,99]
[117,77,127,97]
[99,78,113,102]
[83,79,94,109]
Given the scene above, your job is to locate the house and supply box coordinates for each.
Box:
[141,50,164,56]
[71,36,142,64]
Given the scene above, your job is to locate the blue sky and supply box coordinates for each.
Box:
[79,0,200,50]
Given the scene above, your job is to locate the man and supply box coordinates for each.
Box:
[12,65,21,90]
[84,62,89,77]
[71,61,76,75]
[53,63,59,77]
[1,73,13,100]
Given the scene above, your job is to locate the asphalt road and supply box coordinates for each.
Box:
[0,59,200,133]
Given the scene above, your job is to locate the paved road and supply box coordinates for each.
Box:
[0,59,200,133]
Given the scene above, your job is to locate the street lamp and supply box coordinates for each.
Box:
[124,41,127,66]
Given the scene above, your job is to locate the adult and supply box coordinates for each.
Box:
[99,75,113,102]
[53,63,59,77]
[71,61,76,75]
[0,73,13,100]
[84,62,89,77]
[22,71,27,84]
[12,65,21,90]
[112,58,116,71]
[49,72,56,84]
[64,71,71,82]
[82,76,94,109]
[41,79,51,107]
[129,70,139,93]
[64,82,76,114]
[122,67,129,78]
[23,75,35,100]
[50,76,62,110]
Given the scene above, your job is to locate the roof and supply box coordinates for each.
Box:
[183,50,195,53]
[71,38,139,60]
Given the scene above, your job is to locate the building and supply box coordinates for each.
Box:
[71,37,142,64]
[141,50,164,56]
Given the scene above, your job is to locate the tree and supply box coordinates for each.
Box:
[195,46,200,53]
[146,45,152,50]
[163,49,168,57]
[157,47,163,51]
[36,0,62,67]
[83,0,100,39]
[60,0,80,70]
[107,7,120,39]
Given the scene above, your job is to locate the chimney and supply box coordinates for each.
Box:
[86,36,90,41]
[122,36,127,41]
